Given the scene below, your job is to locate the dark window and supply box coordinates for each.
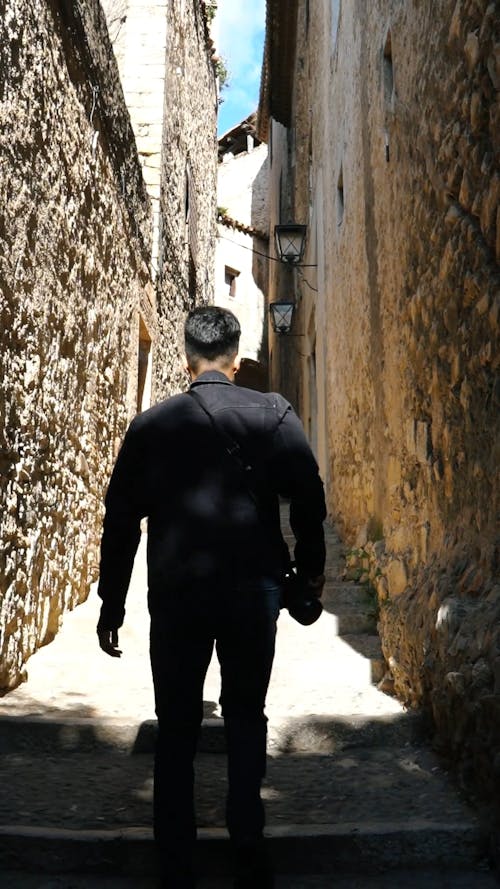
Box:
[383,30,394,104]
[185,165,191,223]
[189,249,197,303]
[224,266,239,298]
[337,166,344,225]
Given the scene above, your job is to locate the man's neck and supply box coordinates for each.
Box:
[190,363,235,382]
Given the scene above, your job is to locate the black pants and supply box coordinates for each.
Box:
[149,578,281,884]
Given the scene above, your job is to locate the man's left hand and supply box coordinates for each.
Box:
[97,628,122,658]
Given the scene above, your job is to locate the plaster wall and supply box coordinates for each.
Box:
[216,143,269,373]
[218,143,269,230]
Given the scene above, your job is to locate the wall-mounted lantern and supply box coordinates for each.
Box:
[269,301,295,335]
[274,224,307,264]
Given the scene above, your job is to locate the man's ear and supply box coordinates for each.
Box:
[233,354,241,373]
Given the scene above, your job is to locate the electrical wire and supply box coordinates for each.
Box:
[217,232,318,268]
[297,268,319,293]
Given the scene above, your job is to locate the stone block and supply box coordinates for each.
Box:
[464,31,480,72]
[448,0,463,43]
[386,560,408,597]
[486,42,500,90]
[458,171,474,209]
[488,289,499,330]
[141,164,161,187]
[415,421,431,463]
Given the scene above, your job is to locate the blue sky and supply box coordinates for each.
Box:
[214,0,266,135]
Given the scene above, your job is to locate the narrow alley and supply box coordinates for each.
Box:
[1,0,499,886]
[0,513,496,886]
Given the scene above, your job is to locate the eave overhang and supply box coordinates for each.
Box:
[257,0,299,142]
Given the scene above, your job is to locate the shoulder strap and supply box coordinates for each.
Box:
[188,389,260,506]
[188,388,247,467]
[189,389,290,557]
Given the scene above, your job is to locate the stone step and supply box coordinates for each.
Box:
[333,633,387,683]
[286,601,375,636]
[0,820,488,878]
[324,607,376,635]
[0,714,224,756]
[323,584,377,635]
[0,743,483,868]
[1,869,498,888]
[322,578,366,593]
[268,710,430,753]
[0,709,429,756]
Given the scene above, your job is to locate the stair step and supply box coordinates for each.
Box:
[1,870,498,889]
[268,710,430,753]
[0,820,487,877]
[333,634,386,683]
[0,710,429,756]
[326,608,376,635]
[0,715,225,756]
[0,744,479,841]
[322,581,374,604]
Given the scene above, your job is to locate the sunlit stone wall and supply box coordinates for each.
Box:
[0,0,154,692]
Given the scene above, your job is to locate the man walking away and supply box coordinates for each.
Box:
[97,306,326,889]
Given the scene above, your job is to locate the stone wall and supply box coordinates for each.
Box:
[261,0,500,808]
[153,0,218,399]
[101,0,169,273]
[0,0,155,692]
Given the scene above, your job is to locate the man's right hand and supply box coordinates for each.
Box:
[97,628,122,658]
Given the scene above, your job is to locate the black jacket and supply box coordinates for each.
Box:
[97,371,326,631]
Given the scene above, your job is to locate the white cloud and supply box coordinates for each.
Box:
[216,0,265,60]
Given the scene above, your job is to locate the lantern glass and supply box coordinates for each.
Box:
[274,224,307,264]
[269,301,295,335]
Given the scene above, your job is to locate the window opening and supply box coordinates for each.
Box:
[331,0,341,52]
[337,166,344,226]
[224,266,239,298]
[383,30,394,105]
[189,250,197,302]
[185,165,191,224]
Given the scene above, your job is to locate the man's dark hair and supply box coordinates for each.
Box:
[185,305,240,366]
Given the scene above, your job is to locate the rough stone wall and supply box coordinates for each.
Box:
[153,0,218,398]
[264,0,500,807]
[0,0,155,692]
